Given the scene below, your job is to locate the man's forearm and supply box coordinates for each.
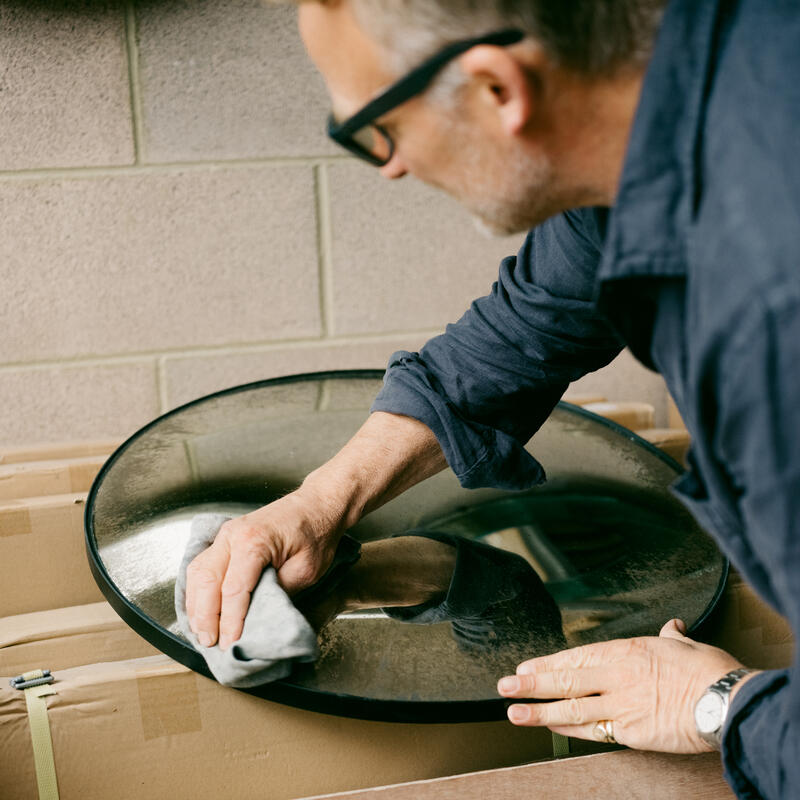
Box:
[299,410,448,531]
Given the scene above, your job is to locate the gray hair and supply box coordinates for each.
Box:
[334,0,667,77]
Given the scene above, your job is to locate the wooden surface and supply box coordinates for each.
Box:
[299,750,735,800]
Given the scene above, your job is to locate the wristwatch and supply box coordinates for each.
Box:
[694,668,754,750]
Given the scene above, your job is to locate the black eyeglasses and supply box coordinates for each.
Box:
[327,28,525,167]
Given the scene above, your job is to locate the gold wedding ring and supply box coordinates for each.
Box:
[594,719,617,744]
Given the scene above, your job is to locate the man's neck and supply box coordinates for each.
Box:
[542,65,647,208]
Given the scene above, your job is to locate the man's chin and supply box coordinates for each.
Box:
[466,191,571,237]
[470,213,529,239]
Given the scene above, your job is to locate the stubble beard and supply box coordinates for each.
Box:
[438,111,560,238]
[434,100,564,237]
[462,151,558,238]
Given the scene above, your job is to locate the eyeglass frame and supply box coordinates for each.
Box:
[326,28,526,167]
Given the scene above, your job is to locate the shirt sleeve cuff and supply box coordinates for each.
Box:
[371,350,546,491]
[721,668,790,798]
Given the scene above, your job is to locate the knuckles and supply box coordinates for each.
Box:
[185,561,219,587]
[221,520,266,547]
[533,697,583,726]
[286,553,321,585]
[562,698,584,725]
[220,579,248,598]
[553,669,579,696]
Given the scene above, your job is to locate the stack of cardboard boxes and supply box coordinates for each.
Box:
[0,403,792,799]
[0,439,555,799]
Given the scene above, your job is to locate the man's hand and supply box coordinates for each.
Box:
[497,618,758,752]
[185,488,341,650]
[183,411,446,652]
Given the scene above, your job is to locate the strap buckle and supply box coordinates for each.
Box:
[10,669,53,690]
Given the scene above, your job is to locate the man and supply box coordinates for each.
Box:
[185,1,799,796]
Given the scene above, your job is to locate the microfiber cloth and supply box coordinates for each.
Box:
[175,512,361,689]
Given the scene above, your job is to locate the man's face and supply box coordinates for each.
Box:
[299,1,559,236]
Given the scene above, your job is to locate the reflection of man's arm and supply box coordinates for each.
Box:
[301,532,566,661]
[299,536,456,632]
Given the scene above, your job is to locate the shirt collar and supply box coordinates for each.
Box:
[597,0,724,285]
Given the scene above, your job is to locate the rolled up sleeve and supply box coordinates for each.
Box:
[371,207,623,489]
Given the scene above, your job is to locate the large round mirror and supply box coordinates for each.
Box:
[86,371,726,722]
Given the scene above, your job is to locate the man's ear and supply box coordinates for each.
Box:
[458,44,539,136]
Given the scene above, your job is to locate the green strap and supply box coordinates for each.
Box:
[551,732,571,757]
[20,670,60,800]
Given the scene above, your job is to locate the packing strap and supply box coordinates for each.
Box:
[551,732,570,757]
[12,669,60,800]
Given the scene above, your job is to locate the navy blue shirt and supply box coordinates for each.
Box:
[372,0,800,796]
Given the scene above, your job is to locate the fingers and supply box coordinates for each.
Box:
[505,696,608,728]
[515,640,629,676]
[659,618,688,639]
[186,522,272,650]
[498,666,607,700]
[548,722,623,745]
[218,542,270,650]
[184,493,334,650]
[185,538,231,647]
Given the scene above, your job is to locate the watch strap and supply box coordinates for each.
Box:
[695,667,754,750]
[714,667,753,694]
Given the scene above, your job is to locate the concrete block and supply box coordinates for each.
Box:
[0,166,320,362]
[163,335,430,409]
[0,361,159,446]
[567,349,669,427]
[136,0,336,161]
[326,163,526,336]
[0,2,134,170]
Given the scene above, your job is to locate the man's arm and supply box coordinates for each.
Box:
[188,207,621,649]
[372,208,624,490]
[185,411,447,648]
[499,282,799,785]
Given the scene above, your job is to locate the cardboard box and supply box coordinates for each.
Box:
[700,569,793,670]
[0,602,158,677]
[0,655,556,800]
[0,456,106,501]
[0,445,114,617]
[0,440,120,466]
[0,492,104,617]
[1,565,788,800]
[581,401,655,431]
[636,427,691,465]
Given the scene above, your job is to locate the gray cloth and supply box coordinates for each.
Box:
[174,513,318,688]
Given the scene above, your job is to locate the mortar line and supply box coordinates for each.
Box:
[314,164,336,338]
[0,155,353,182]
[124,1,145,165]
[155,356,169,413]
[0,329,442,373]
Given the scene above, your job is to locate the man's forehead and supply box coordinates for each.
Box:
[299,0,396,117]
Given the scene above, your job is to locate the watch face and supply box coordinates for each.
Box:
[695,691,726,734]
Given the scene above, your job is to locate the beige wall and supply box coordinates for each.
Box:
[0,0,666,447]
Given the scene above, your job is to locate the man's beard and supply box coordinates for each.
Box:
[437,111,560,238]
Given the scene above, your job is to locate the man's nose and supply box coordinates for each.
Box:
[380,153,408,179]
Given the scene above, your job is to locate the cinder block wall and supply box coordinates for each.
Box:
[0,0,667,446]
